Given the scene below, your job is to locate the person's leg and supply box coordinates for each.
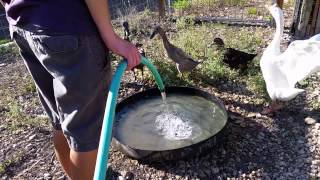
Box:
[53,130,72,178]
[23,32,111,179]
[69,149,98,180]
[12,29,76,177]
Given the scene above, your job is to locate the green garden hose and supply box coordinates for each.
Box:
[94,57,165,180]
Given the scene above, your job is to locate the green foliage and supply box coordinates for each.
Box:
[221,27,263,53]
[266,15,273,21]
[173,0,246,12]
[283,0,295,9]
[247,7,258,15]
[190,0,212,7]
[0,42,20,59]
[223,0,246,6]
[0,38,10,45]
[23,76,37,95]
[176,16,196,30]
[4,96,48,130]
[173,0,191,10]
[310,100,320,110]
[0,154,24,176]
[146,23,268,98]
[0,159,12,175]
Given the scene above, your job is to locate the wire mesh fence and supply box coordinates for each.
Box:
[0,0,297,39]
[109,0,158,19]
[0,0,158,39]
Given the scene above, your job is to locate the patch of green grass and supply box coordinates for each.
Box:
[247,7,258,15]
[0,42,20,59]
[173,0,246,14]
[4,96,48,130]
[173,0,191,11]
[310,100,320,110]
[223,0,246,6]
[0,154,24,176]
[0,159,12,175]
[266,15,273,21]
[284,0,295,9]
[0,38,10,45]
[23,76,37,95]
[146,23,269,99]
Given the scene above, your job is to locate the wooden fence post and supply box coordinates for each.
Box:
[159,0,166,20]
[294,0,319,39]
[314,0,320,34]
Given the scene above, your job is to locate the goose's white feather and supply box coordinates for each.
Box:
[260,4,320,101]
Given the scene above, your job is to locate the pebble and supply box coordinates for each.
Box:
[120,171,134,180]
[28,134,37,140]
[43,173,51,178]
[305,117,317,125]
[312,160,320,165]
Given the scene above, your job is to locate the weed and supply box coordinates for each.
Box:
[114,10,269,99]
[173,0,191,11]
[283,0,295,9]
[23,76,37,95]
[266,15,273,21]
[247,7,258,16]
[310,100,320,110]
[223,0,246,6]
[0,42,20,60]
[0,38,10,45]
[4,96,48,130]
[0,153,24,176]
[0,159,12,175]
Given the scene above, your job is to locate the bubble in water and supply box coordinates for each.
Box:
[155,112,192,140]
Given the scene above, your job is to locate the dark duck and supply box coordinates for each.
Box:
[150,26,200,73]
[214,37,257,71]
[123,21,145,80]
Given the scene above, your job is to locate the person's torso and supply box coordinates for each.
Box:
[3,0,97,34]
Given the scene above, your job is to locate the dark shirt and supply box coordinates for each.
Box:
[3,0,98,34]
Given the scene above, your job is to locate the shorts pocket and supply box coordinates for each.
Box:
[30,34,79,54]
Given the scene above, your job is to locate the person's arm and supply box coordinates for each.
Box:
[84,0,140,70]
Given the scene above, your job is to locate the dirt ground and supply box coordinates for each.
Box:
[0,2,320,179]
[0,30,319,180]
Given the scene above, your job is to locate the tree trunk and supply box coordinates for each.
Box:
[159,0,166,20]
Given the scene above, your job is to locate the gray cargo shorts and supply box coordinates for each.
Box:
[11,26,112,152]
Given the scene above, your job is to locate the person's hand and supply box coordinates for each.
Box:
[106,36,141,70]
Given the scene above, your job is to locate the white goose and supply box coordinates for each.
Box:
[260,4,320,114]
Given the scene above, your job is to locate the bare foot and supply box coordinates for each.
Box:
[261,101,284,115]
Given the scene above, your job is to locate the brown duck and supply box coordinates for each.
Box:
[150,26,200,73]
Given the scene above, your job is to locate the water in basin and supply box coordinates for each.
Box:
[115,94,227,151]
